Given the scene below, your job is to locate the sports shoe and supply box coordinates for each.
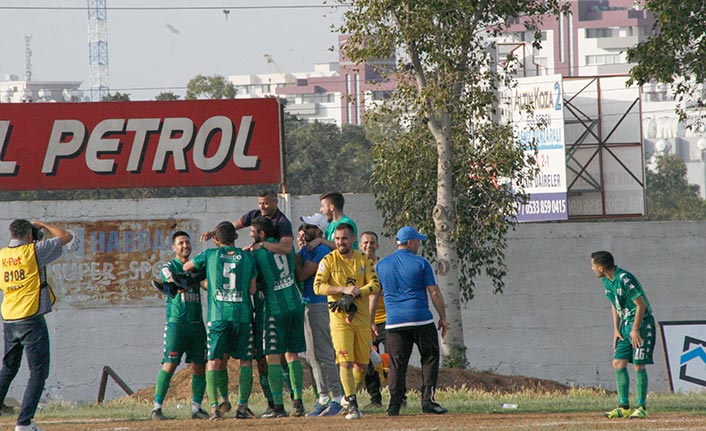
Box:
[422,402,448,414]
[321,400,343,416]
[292,399,305,417]
[218,400,232,416]
[261,405,288,418]
[209,409,222,420]
[345,405,362,420]
[260,406,275,418]
[191,408,210,419]
[339,396,350,415]
[15,423,45,431]
[604,406,631,418]
[628,406,648,419]
[307,402,328,417]
[150,408,165,420]
[234,404,253,419]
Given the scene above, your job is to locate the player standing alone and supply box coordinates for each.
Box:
[591,251,655,419]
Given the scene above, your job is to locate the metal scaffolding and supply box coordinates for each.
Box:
[87,0,109,101]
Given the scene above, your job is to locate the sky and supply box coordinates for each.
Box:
[0,0,345,100]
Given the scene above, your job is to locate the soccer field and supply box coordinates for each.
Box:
[3,412,705,431]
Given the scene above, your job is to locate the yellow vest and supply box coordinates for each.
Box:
[0,243,55,320]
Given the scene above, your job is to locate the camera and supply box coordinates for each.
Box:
[31,226,44,241]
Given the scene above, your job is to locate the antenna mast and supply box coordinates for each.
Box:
[87,0,109,101]
[24,34,32,82]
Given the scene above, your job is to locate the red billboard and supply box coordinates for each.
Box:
[0,98,283,190]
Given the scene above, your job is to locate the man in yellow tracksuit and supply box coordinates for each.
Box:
[314,223,380,420]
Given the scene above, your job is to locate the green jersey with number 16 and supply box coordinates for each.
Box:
[191,246,257,324]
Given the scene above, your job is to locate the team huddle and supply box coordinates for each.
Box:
[149,190,448,421]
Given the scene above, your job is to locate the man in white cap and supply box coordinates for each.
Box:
[375,226,448,417]
[295,213,344,417]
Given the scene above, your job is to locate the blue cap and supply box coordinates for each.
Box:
[396,226,427,244]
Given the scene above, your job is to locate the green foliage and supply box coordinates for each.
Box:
[340,0,559,300]
[102,92,131,102]
[154,91,180,101]
[627,0,706,122]
[442,344,470,369]
[646,153,706,220]
[285,121,373,194]
[185,74,236,100]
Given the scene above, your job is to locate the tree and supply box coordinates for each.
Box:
[627,0,706,122]
[338,0,564,361]
[285,121,373,194]
[102,92,131,102]
[185,75,236,100]
[646,154,706,220]
[155,91,180,101]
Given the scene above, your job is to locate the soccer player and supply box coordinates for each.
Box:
[376,226,448,417]
[201,189,293,255]
[360,231,385,409]
[314,223,380,420]
[250,216,307,418]
[150,231,209,421]
[296,214,344,417]
[184,221,257,420]
[308,191,358,250]
[591,251,655,419]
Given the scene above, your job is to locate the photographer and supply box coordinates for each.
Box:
[0,219,72,431]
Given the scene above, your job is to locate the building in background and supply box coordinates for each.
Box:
[0,76,82,103]
[498,0,706,199]
[230,36,396,126]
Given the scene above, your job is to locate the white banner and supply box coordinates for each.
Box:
[660,321,706,392]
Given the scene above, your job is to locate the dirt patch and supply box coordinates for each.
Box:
[133,361,568,401]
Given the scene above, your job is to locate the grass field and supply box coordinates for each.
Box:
[2,387,705,431]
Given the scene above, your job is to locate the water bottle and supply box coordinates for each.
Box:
[499,403,518,409]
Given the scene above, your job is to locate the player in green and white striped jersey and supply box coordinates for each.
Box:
[185,221,257,420]
[250,216,307,418]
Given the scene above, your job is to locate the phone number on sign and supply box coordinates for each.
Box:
[518,198,566,215]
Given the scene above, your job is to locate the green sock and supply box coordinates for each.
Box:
[206,370,219,408]
[217,369,229,401]
[238,365,253,405]
[192,373,206,405]
[268,364,284,405]
[288,360,304,400]
[636,368,648,407]
[615,368,630,407]
[154,370,173,404]
[260,373,273,403]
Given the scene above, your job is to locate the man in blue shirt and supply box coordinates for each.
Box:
[375,226,448,417]
[295,213,344,417]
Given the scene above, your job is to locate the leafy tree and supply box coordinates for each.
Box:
[627,0,706,122]
[646,153,706,220]
[338,0,564,357]
[102,92,131,101]
[155,91,181,101]
[185,75,236,100]
[285,121,373,194]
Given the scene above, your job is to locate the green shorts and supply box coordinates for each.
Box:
[252,291,266,359]
[207,320,253,361]
[162,321,207,365]
[614,315,655,365]
[264,307,306,356]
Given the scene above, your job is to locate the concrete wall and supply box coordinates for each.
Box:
[0,194,388,403]
[0,194,701,402]
[465,221,706,392]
